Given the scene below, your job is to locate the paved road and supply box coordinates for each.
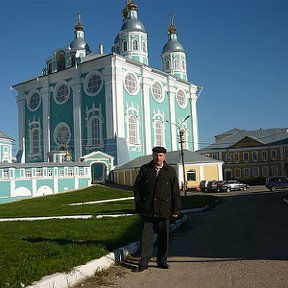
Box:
[77,187,288,288]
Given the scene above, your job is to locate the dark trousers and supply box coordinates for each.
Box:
[139,217,170,266]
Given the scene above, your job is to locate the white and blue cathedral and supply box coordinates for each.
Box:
[14,0,200,165]
[1,1,202,203]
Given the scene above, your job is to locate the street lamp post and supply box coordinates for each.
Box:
[166,115,190,196]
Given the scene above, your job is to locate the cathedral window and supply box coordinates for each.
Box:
[155,120,164,147]
[84,71,103,96]
[174,59,179,69]
[132,39,138,50]
[28,91,41,111]
[30,128,40,155]
[182,60,186,70]
[54,123,71,146]
[128,115,137,144]
[123,40,128,52]
[57,53,65,71]
[152,81,164,102]
[142,41,147,52]
[54,82,69,104]
[176,89,187,108]
[165,60,170,69]
[124,73,139,95]
[90,116,101,146]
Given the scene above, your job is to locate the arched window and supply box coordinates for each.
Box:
[91,117,100,146]
[31,129,40,155]
[128,115,137,144]
[132,39,138,50]
[182,60,186,70]
[57,54,65,71]
[155,121,163,147]
[174,59,179,69]
[123,41,128,52]
[165,60,170,69]
[142,41,147,52]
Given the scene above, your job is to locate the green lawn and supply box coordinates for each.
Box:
[0,185,219,288]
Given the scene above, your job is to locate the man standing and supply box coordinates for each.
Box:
[133,146,181,272]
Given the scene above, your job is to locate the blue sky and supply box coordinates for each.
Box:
[1,0,287,154]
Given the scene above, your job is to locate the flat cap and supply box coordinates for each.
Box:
[152,146,167,154]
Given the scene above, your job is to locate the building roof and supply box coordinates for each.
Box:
[0,131,14,141]
[199,128,288,150]
[0,162,90,169]
[162,39,185,54]
[114,150,222,170]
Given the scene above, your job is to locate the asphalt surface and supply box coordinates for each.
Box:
[75,186,288,288]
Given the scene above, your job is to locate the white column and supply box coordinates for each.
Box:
[41,84,50,161]
[218,163,223,180]
[111,56,126,138]
[167,76,177,150]
[199,164,204,180]
[70,78,83,161]
[190,85,199,151]
[54,167,58,193]
[16,94,26,152]
[141,67,152,155]
[102,62,114,139]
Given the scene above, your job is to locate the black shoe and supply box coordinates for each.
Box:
[133,265,148,272]
[157,262,170,269]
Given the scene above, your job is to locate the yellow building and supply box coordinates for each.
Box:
[198,128,288,184]
[111,150,223,190]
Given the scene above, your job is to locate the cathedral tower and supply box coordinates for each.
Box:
[161,15,187,80]
[112,0,148,64]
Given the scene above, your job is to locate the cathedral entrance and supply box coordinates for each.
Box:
[91,162,106,184]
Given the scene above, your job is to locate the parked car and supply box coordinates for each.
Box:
[220,180,250,192]
[265,176,288,192]
[206,180,224,192]
[199,180,209,191]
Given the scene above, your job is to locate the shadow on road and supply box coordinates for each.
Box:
[168,190,288,261]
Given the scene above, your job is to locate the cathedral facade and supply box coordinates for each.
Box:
[13,1,200,167]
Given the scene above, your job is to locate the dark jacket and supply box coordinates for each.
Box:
[133,160,181,219]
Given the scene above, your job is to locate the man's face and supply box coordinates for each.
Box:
[153,152,166,166]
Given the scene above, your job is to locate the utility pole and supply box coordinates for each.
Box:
[179,129,187,196]
[166,115,190,196]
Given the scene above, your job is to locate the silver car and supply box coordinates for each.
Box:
[220,180,249,192]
